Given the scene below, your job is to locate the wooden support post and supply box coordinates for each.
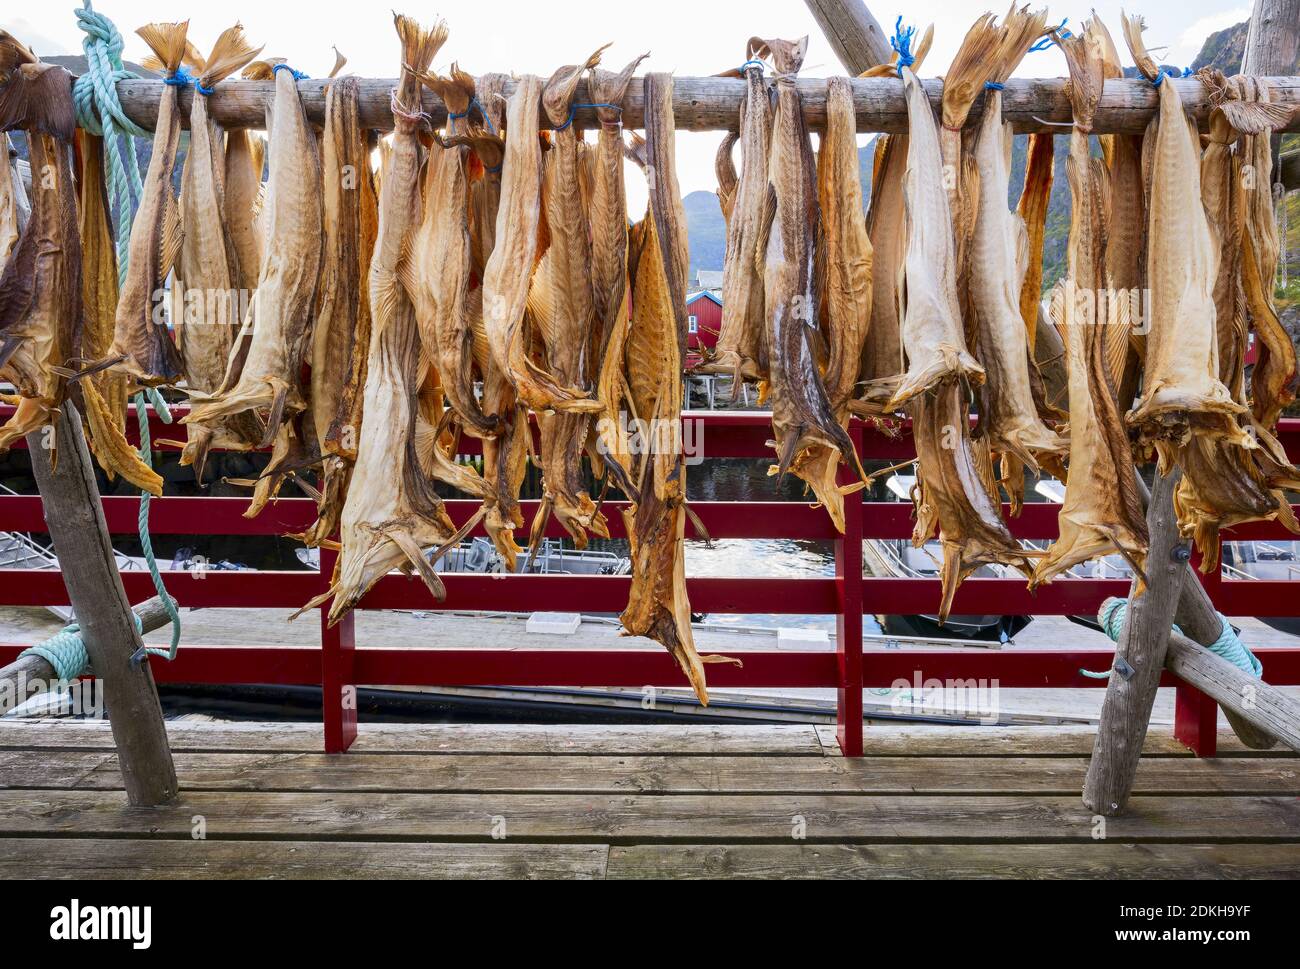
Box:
[803,0,892,75]
[1083,469,1187,816]
[836,425,865,757]
[1165,632,1300,752]
[319,547,357,754]
[25,406,177,806]
[0,595,176,714]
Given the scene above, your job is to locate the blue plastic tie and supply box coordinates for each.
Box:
[737,58,765,75]
[194,79,215,96]
[472,98,498,135]
[985,81,1005,91]
[272,63,310,81]
[554,102,622,132]
[1028,19,1070,52]
[162,66,193,88]
[485,162,502,174]
[890,16,916,77]
[1151,65,1183,87]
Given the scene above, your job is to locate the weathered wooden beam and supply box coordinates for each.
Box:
[1083,470,1188,816]
[110,75,1300,135]
[0,596,178,715]
[1242,0,1299,78]
[1163,631,1300,753]
[803,0,892,75]
[1282,148,1298,191]
[25,407,177,806]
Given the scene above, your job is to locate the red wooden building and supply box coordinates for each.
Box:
[685,290,722,366]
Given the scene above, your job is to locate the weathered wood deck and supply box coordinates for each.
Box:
[0,720,1297,879]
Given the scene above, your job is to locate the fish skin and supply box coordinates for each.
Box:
[698,42,770,384]
[1016,132,1054,356]
[887,68,984,410]
[183,58,323,440]
[1031,19,1147,589]
[788,75,873,533]
[968,85,1066,472]
[762,37,865,485]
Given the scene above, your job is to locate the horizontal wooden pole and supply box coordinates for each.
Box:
[1165,632,1300,754]
[110,75,1300,134]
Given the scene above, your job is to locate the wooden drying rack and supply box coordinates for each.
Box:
[109,74,1300,134]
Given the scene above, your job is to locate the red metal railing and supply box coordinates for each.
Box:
[2,409,1299,756]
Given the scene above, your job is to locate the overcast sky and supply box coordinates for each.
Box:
[7,1,1251,211]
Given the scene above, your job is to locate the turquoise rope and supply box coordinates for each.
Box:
[19,612,144,682]
[1089,598,1264,680]
[71,2,181,662]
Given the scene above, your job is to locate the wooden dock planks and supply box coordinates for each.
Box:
[0,721,1296,878]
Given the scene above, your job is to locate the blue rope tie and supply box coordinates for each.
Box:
[485,163,502,174]
[1150,65,1188,87]
[20,613,145,683]
[1028,19,1071,52]
[553,102,622,132]
[162,66,193,88]
[985,81,1005,91]
[737,58,765,75]
[1087,598,1264,680]
[471,98,497,135]
[272,63,310,81]
[194,79,215,97]
[890,17,916,78]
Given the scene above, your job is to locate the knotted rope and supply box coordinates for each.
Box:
[1081,598,1264,680]
[69,1,181,662]
[890,17,916,78]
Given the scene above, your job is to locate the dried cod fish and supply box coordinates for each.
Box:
[885,66,984,409]
[296,14,466,623]
[301,75,379,547]
[761,37,866,488]
[184,46,324,443]
[0,36,80,452]
[90,22,189,387]
[76,130,161,493]
[1173,74,1300,571]
[1031,18,1147,588]
[412,67,498,438]
[787,76,873,532]
[910,382,1036,623]
[587,53,648,499]
[176,26,264,481]
[852,132,907,413]
[526,48,611,548]
[1122,17,1248,454]
[621,73,738,705]
[698,40,771,386]
[967,8,1065,474]
[1016,133,1054,354]
[482,74,601,414]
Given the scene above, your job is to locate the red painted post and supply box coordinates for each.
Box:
[1173,681,1218,756]
[835,426,865,757]
[1172,544,1222,757]
[319,548,357,753]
